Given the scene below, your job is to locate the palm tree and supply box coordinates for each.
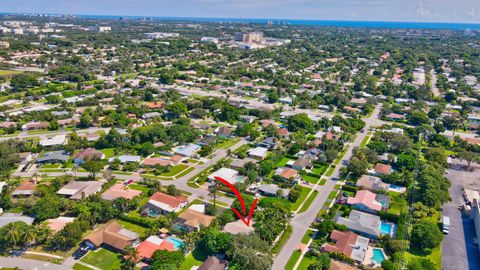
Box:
[123,246,140,268]
[209,182,218,207]
[22,227,37,248]
[5,223,21,248]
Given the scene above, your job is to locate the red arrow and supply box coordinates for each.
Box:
[214,176,258,226]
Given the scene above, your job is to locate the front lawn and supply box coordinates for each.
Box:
[297,254,317,270]
[290,186,312,212]
[299,190,319,213]
[41,163,61,169]
[302,175,319,184]
[277,157,292,167]
[160,164,190,177]
[101,148,115,159]
[285,250,302,270]
[81,248,122,270]
[73,264,94,270]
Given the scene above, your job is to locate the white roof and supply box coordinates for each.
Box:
[39,135,66,147]
[148,199,176,212]
[188,204,205,214]
[248,147,268,158]
[145,235,164,245]
[208,168,239,183]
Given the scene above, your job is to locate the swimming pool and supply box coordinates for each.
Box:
[380,222,392,235]
[166,237,184,250]
[372,248,386,264]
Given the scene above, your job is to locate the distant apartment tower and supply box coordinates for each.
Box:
[89,26,111,32]
[235,32,264,44]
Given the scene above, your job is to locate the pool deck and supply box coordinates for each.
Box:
[362,247,387,268]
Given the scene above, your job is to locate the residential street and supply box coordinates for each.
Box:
[272,104,382,270]
[0,257,71,270]
[12,138,248,205]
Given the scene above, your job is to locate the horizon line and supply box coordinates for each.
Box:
[2,12,480,26]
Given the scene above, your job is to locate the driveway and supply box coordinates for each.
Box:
[442,160,480,270]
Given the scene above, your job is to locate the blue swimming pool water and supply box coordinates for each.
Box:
[380,222,392,234]
[372,248,386,264]
[166,237,184,249]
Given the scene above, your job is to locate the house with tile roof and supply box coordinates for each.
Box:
[274,167,299,181]
[57,181,103,200]
[101,183,142,201]
[347,190,388,213]
[142,192,189,216]
[198,256,227,270]
[174,209,214,232]
[11,179,37,197]
[83,221,138,252]
[74,148,105,165]
[372,163,392,175]
[45,216,75,233]
[136,235,178,261]
[336,210,382,239]
[323,230,369,263]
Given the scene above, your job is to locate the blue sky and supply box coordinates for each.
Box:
[2,0,480,23]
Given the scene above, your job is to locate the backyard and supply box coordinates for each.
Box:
[81,248,122,270]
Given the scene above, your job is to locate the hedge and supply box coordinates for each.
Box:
[119,214,154,228]
[341,185,359,193]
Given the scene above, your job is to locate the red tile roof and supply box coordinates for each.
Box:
[150,192,188,208]
[374,163,392,175]
[323,230,359,257]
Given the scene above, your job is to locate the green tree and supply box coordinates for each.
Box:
[411,220,444,249]
[151,250,184,269]
[81,160,104,180]
[307,253,330,270]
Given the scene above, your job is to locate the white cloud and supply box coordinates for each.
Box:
[416,3,431,17]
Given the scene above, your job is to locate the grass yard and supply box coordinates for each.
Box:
[174,166,195,178]
[301,230,315,244]
[41,163,61,169]
[0,69,23,76]
[216,138,240,150]
[312,165,328,175]
[180,252,203,270]
[129,184,150,193]
[302,175,319,184]
[325,166,336,176]
[73,264,94,270]
[160,164,190,177]
[116,219,148,234]
[327,190,338,200]
[388,193,408,215]
[272,225,293,254]
[290,186,312,212]
[297,254,317,270]
[299,190,319,213]
[399,245,441,270]
[81,248,122,270]
[360,131,373,147]
[285,250,302,270]
[277,157,292,167]
[319,179,327,185]
[179,248,208,270]
[101,148,115,159]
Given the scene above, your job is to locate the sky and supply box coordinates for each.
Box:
[1,0,480,23]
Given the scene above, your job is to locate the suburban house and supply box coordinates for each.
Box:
[39,135,67,148]
[36,151,70,164]
[223,219,255,235]
[145,101,164,109]
[247,147,269,160]
[277,128,289,138]
[259,137,277,149]
[142,192,189,216]
[290,157,313,171]
[198,256,227,270]
[216,127,232,138]
[372,163,392,176]
[258,184,290,199]
[11,179,37,197]
[136,235,179,261]
[239,115,257,123]
[274,167,299,181]
[299,148,322,161]
[101,183,142,201]
[0,213,34,228]
[74,148,105,165]
[109,155,142,164]
[21,121,49,131]
[323,230,369,263]
[230,158,258,170]
[208,168,245,185]
[385,113,406,121]
[57,181,103,200]
[347,190,390,213]
[140,155,183,167]
[173,209,214,232]
[83,221,139,252]
[45,216,75,233]
[356,175,390,192]
[174,144,201,157]
[336,210,382,239]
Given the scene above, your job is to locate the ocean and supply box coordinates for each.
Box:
[78,15,480,30]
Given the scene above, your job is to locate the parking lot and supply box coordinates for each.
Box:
[442,160,480,270]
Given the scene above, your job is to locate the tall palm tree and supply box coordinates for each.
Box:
[123,246,140,268]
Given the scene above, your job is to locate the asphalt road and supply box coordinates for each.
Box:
[0,257,71,270]
[442,160,480,270]
[272,104,382,270]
